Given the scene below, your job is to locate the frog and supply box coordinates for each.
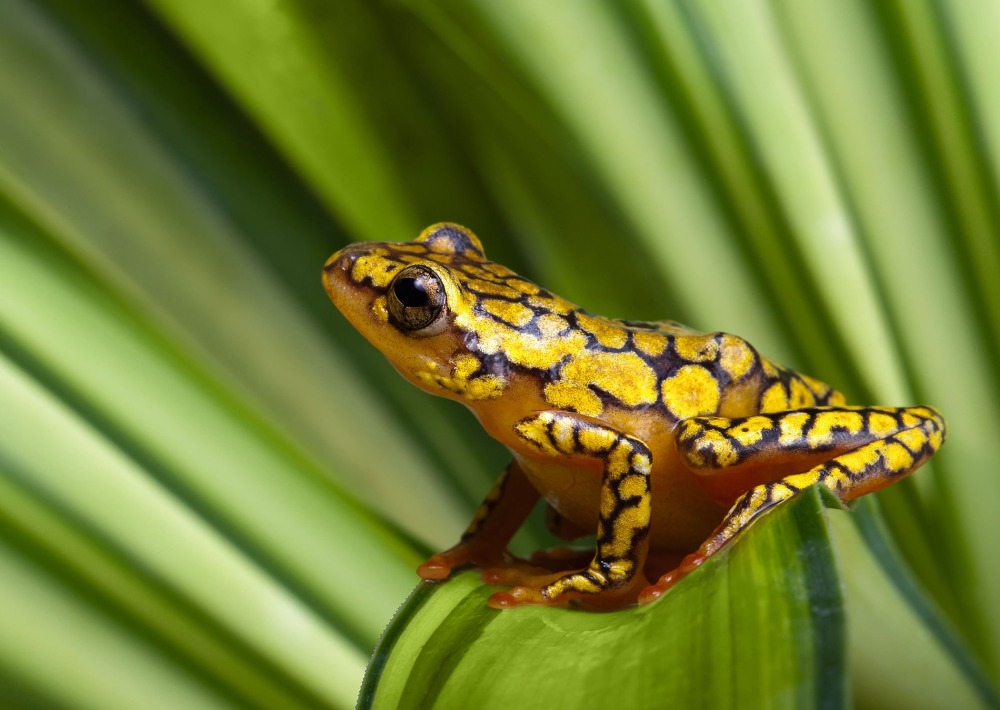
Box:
[322,223,946,609]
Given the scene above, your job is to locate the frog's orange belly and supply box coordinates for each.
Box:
[514,451,729,554]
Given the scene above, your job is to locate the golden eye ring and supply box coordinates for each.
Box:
[388,265,447,332]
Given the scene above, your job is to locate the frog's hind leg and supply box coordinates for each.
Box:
[640,405,945,602]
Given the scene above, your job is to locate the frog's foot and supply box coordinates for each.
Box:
[480,559,559,588]
[638,551,708,603]
[417,545,516,582]
[486,566,650,610]
[638,535,725,603]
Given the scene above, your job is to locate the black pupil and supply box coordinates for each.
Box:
[394,277,429,307]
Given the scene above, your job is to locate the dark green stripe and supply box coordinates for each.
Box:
[851,500,1000,708]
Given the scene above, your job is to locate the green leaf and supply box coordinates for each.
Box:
[363,489,845,709]
[833,499,997,709]
[363,489,995,709]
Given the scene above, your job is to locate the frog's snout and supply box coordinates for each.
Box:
[322,247,360,297]
[324,247,357,276]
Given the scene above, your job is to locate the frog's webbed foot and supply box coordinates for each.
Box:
[638,549,712,603]
[486,565,652,610]
[418,547,522,581]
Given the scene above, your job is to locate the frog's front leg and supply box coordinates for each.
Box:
[487,411,652,609]
[640,405,945,602]
[417,461,539,581]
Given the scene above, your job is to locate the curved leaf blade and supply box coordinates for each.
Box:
[363,488,845,710]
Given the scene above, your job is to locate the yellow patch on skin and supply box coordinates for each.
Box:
[692,432,738,468]
[778,412,811,446]
[576,312,628,349]
[674,336,719,362]
[544,381,604,416]
[826,469,851,491]
[371,295,389,322]
[867,412,899,437]
[630,453,651,475]
[809,410,864,445]
[761,360,779,378]
[800,374,831,398]
[632,331,668,357]
[727,416,774,447]
[895,427,928,453]
[760,382,788,412]
[459,264,503,282]
[837,443,880,474]
[416,365,505,400]
[551,417,577,454]
[605,559,634,581]
[550,575,600,595]
[618,474,647,499]
[516,419,558,455]
[559,352,658,408]
[600,487,616,519]
[883,441,915,473]
[770,484,796,502]
[466,280,523,299]
[674,420,701,443]
[578,427,617,453]
[536,313,569,338]
[901,412,920,427]
[789,378,814,408]
[784,470,822,490]
[507,278,540,295]
[527,294,572,314]
[661,365,721,419]
[482,299,534,327]
[419,354,506,399]
[608,506,646,557]
[607,443,632,476]
[351,249,395,287]
[387,243,428,254]
[718,335,755,381]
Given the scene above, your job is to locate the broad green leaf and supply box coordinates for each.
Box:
[363,489,845,709]
[362,489,994,709]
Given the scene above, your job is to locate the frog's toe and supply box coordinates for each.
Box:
[481,563,561,587]
[487,585,569,609]
[638,551,707,603]
[417,557,454,581]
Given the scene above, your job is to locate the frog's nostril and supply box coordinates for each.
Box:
[324,249,357,274]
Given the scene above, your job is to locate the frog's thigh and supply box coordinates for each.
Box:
[496,411,652,606]
[677,405,945,554]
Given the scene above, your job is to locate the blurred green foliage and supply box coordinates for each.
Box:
[1,0,999,707]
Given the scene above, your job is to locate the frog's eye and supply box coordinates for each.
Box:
[388,265,447,332]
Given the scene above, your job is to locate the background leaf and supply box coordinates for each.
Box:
[1,0,998,706]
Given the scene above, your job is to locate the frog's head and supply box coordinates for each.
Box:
[323,223,511,402]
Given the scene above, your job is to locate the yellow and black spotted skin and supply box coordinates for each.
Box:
[323,223,946,608]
